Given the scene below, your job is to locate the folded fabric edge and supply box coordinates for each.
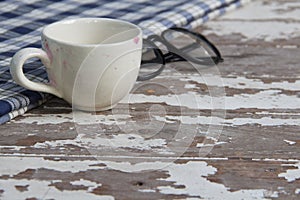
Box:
[0,96,50,125]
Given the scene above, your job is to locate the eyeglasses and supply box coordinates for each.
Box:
[137,27,224,81]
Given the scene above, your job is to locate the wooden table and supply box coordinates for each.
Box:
[1,1,299,199]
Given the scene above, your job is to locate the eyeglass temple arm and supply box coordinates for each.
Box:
[168,27,224,63]
[137,38,166,81]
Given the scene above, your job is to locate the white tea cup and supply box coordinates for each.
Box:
[10,18,142,111]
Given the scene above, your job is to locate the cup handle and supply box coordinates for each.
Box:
[10,48,62,97]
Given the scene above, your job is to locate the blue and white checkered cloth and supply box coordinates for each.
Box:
[0,0,250,124]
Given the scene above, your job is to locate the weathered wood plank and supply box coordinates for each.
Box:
[0,0,300,199]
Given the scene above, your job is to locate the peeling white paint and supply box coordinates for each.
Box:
[12,113,131,125]
[138,189,156,193]
[101,161,173,173]
[182,76,300,91]
[155,161,274,200]
[184,84,198,89]
[127,74,300,111]
[295,188,300,195]
[0,153,230,161]
[259,158,299,162]
[123,90,300,110]
[32,132,168,155]
[282,45,298,49]
[283,139,296,145]
[278,161,300,182]
[227,117,300,126]
[97,160,276,199]
[222,1,300,21]
[207,19,300,42]
[196,141,227,148]
[2,158,274,200]
[76,133,167,150]
[0,157,112,200]
[154,115,300,126]
[0,154,291,200]
[11,74,300,127]
[70,179,101,192]
[0,157,105,175]
[0,146,24,151]
[256,111,300,116]
[154,115,222,125]
[0,179,113,200]
[263,190,279,198]
[203,1,300,41]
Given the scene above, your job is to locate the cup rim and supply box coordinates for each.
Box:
[42,17,142,47]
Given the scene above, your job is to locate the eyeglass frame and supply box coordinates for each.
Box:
[137,27,224,81]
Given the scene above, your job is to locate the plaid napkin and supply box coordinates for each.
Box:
[0,0,250,124]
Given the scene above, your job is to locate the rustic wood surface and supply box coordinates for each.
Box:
[1,0,300,199]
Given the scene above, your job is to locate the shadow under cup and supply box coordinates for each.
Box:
[42,18,143,111]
